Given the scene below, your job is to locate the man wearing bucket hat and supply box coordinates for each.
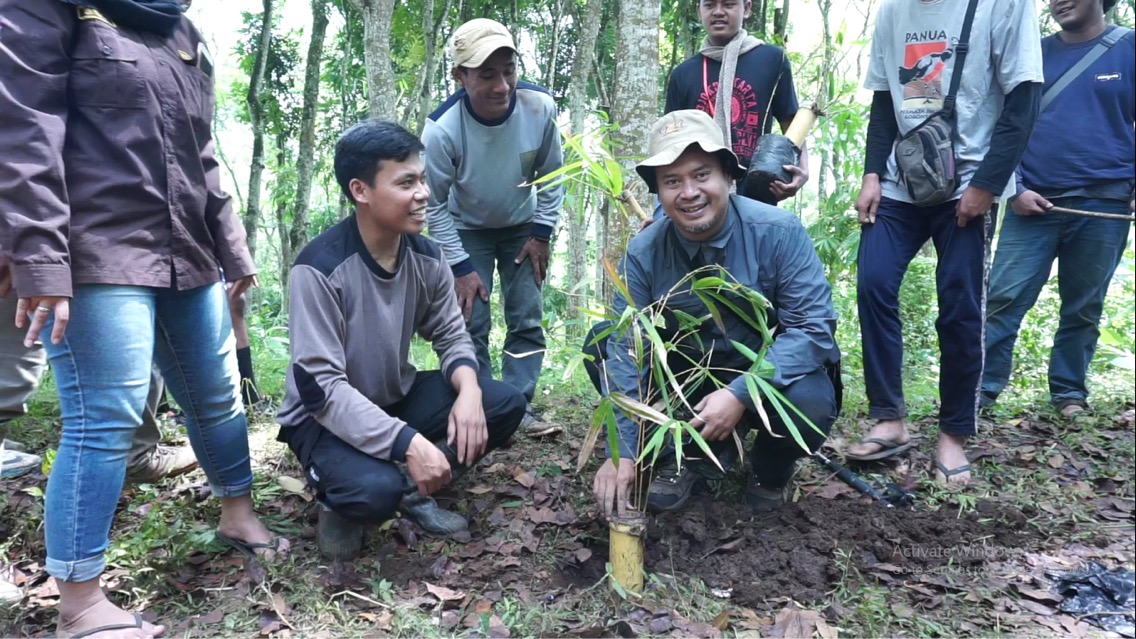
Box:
[422,19,565,438]
[588,110,841,516]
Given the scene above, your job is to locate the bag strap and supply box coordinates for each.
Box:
[1040,26,1133,113]
[943,0,980,117]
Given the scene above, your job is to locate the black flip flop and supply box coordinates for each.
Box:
[934,461,972,483]
[69,612,147,638]
[844,437,918,462]
[215,531,288,561]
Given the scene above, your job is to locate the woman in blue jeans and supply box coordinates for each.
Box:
[0,2,287,636]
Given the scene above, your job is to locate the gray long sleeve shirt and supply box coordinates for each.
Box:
[605,195,839,459]
[276,217,477,461]
[422,82,564,276]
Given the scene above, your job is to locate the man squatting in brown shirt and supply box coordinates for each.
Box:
[276,121,525,555]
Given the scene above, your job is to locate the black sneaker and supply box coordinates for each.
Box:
[646,461,702,513]
[317,505,365,561]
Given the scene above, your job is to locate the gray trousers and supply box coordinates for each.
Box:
[0,295,163,466]
[458,224,546,403]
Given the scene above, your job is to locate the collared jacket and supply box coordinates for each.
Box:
[604,195,840,459]
[0,1,254,299]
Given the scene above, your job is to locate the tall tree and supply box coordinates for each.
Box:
[350,0,399,119]
[608,0,659,268]
[564,0,605,326]
[244,0,274,260]
[409,0,456,133]
[284,0,330,289]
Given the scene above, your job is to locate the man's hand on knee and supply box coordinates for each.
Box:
[593,457,635,518]
[405,434,452,496]
[453,272,489,322]
[448,384,487,465]
[691,388,745,441]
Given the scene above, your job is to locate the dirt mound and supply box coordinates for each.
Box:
[644,497,1040,607]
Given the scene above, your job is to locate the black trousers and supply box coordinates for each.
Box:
[278,371,525,523]
[583,321,840,488]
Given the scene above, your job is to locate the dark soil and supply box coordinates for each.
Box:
[645,498,1041,608]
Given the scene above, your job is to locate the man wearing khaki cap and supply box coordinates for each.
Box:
[587,110,841,517]
[423,18,564,437]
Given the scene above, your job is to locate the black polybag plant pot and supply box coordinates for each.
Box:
[742,134,800,204]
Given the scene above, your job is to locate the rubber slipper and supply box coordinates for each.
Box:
[215,531,289,561]
[69,612,146,638]
[934,461,971,484]
[844,436,917,461]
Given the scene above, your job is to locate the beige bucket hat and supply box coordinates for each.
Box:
[636,110,745,193]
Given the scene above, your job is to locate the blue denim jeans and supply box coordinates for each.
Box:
[458,224,546,402]
[983,197,1131,406]
[41,282,252,582]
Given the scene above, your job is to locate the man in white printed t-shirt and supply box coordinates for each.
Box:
[847,0,1044,485]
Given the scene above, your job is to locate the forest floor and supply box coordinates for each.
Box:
[2,390,1134,638]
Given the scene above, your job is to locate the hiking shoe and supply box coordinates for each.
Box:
[646,461,702,513]
[745,477,791,512]
[1057,399,1087,418]
[400,492,469,536]
[125,444,199,484]
[317,505,365,561]
[1,448,40,479]
[520,409,562,437]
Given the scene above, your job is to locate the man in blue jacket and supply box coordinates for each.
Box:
[588,110,841,516]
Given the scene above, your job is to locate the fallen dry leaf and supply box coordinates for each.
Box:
[1048,454,1065,469]
[815,618,838,639]
[711,609,730,631]
[768,606,821,639]
[277,476,307,495]
[513,469,535,488]
[425,582,466,602]
[467,485,493,495]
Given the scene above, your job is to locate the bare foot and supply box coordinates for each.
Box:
[58,594,164,638]
[217,498,291,561]
[934,433,971,485]
[846,419,910,458]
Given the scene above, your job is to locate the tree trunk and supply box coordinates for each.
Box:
[564,0,604,332]
[351,0,399,119]
[289,0,329,264]
[608,0,659,266]
[411,0,455,133]
[774,0,789,41]
[243,0,274,261]
[274,138,292,303]
[544,0,564,89]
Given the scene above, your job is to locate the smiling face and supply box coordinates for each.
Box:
[350,155,431,236]
[656,146,731,242]
[699,0,753,46]
[454,48,518,121]
[1050,0,1105,32]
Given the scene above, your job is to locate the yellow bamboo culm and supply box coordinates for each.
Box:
[784,103,821,148]
[609,515,646,594]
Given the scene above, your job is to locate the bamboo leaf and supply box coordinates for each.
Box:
[681,422,723,472]
[577,400,609,472]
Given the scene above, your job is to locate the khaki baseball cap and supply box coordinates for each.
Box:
[450,19,517,68]
[636,110,745,193]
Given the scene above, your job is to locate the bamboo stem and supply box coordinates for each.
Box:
[619,190,650,222]
[784,102,823,147]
